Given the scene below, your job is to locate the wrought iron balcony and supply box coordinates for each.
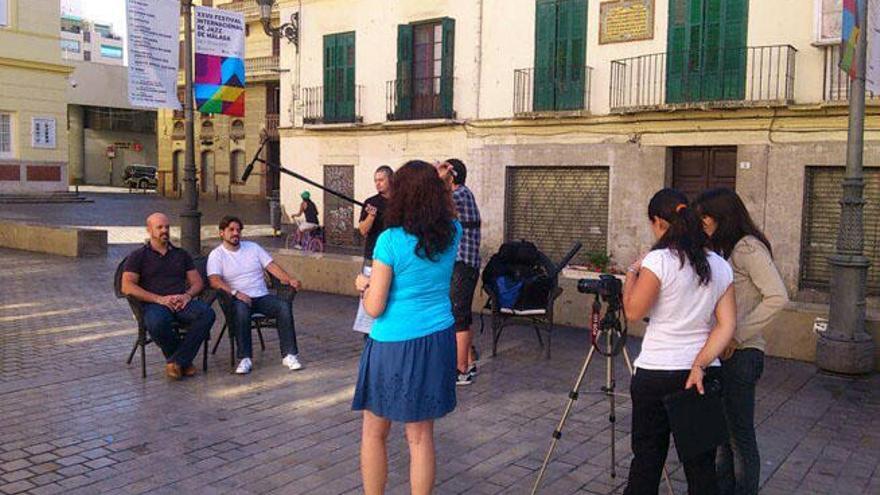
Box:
[610,45,797,112]
[822,44,878,102]
[246,55,280,82]
[302,86,364,125]
[513,66,593,115]
[386,76,455,121]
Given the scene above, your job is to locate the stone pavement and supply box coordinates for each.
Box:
[1,245,879,495]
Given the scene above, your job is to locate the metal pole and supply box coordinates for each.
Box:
[180,0,202,256]
[817,0,875,374]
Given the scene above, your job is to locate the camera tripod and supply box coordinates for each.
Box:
[530,295,674,495]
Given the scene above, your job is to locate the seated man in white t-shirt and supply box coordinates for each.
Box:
[207,216,304,374]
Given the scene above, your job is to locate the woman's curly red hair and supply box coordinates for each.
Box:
[384,160,456,260]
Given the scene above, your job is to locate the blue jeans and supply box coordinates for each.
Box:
[231,294,298,359]
[717,348,764,495]
[143,300,215,368]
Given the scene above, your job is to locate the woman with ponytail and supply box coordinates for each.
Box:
[622,188,737,495]
[694,188,788,495]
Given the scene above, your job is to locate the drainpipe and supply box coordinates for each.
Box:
[474,0,484,120]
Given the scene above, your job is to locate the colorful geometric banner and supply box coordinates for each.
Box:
[841,0,864,78]
[194,6,246,116]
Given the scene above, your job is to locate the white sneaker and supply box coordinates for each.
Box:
[235,358,253,374]
[282,354,303,371]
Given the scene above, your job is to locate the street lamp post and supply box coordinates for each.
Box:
[255,0,299,46]
[180,0,201,256]
[816,0,875,374]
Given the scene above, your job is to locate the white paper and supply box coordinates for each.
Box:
[126,0,181,110]
[353,266,374,334]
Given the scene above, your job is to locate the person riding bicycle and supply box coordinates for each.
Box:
[292,191,320,234]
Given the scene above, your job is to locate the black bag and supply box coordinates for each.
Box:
[482,240,551,311]
[662,378,728,461]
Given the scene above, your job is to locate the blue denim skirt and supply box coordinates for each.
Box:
[352,326,456,423]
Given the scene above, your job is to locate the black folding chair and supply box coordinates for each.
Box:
[211,272,297,370]
[114,256,216,378]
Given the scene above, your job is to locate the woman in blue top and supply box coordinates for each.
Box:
[353,160,462,495]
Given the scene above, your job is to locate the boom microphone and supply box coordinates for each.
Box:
[240,161,256,183]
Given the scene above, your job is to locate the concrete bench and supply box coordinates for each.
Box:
[0,221,107,257]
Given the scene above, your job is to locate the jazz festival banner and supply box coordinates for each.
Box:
[194,6,246,116]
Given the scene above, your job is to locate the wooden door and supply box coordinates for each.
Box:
[672,146,737,200]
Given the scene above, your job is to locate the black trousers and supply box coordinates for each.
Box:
[624,368,720,495]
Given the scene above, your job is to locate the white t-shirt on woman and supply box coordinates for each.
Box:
[633,248,733,371]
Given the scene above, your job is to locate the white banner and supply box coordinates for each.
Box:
[868,0,880,93]
[126,0,181,110]
[194,6,246,58]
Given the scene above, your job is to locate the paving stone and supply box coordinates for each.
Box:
[0,240,878,495]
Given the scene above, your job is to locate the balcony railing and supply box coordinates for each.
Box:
[386,76,455,121]
[265,113,280,139]
[513,66,593,115]
[610,45,797,112]
[822,44,878,102]
[302,86,364,125]
[246,55,280,82]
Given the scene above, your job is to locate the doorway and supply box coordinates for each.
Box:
[671,146,737,200]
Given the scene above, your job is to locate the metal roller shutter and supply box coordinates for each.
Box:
[505,166,609,265]
[800,166,880,293]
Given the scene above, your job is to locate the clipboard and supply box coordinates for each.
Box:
[662,378,728,461]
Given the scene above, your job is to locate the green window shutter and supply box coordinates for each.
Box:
[395,24,413,119]
[666,0,703,103]
[323,34,337,122]
[720,0,748,100]
[701,0,722,101]
[340,32,356,121]
[555,0,587,110]
[440,18,456,118]
[666,0,688,103]
[533,0,558,111]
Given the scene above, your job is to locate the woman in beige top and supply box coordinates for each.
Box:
[694,188,789,495]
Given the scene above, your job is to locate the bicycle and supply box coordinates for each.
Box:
[285,221,325,253]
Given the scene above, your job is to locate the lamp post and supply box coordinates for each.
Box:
[255,0,299,46]
[816,0,875,374]
[179,0,201,255]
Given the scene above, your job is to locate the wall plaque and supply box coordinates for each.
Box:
[599,0,654,44]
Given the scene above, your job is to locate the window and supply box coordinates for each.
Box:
[0,113,12,158]
[230,119,245,140]
[505,167,609,265]
[61,39,81,53]
[84,30,91,42]
[534,0,588,111]
[391,18,455,120]
[230,150,245,183]
[0,0,8,27]
[666,0,749,103]
[816,0,843,44]
[100,44,123,59]
[171,120,185,140]
[200,120,214,139]
[801,167,880,293]
[31,118,56,149]
[323,32,356,123]
[84,50,91,61]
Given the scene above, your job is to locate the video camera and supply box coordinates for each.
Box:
[577,274,622,299]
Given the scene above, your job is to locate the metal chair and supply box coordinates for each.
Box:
[211,272,297,370]
[480,242,572,360]
[114,255,216,378]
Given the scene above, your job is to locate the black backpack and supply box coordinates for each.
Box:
[482,240,554,311]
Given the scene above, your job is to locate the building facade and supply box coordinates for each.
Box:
[276,0,876,304]
[61,15,158,188]
[60,14,125,66]
[156,0,285,200]
[0,0,72,193]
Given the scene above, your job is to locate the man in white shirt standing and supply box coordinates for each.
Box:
[207,216,304,374]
